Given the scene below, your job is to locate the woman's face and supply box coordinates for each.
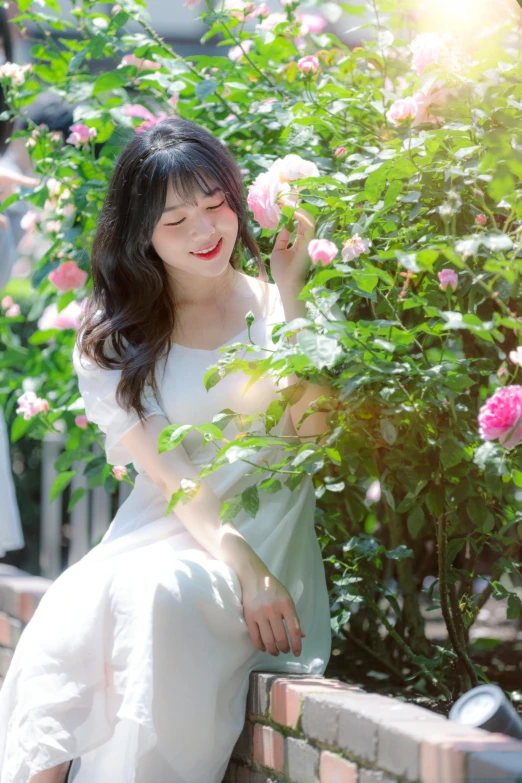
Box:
[151,177,239,280]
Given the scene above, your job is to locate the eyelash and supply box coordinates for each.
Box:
[165,200,226,227]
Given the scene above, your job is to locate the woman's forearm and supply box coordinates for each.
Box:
[120,414,272,587]
[161,475,270,588]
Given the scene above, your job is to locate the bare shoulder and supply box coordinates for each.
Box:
[241,274,279,318]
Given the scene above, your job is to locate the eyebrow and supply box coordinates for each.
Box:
[162,187,223,214]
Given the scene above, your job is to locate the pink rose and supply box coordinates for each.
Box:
[296,12,327,34]
[509,347,522,366]
[122,104,168,134]
[120,53,160,71]
[20,210,40,232]
[386,96,418,126]
[308,239,338,266]
[411,83,449,127]
[254,2,269,17]
[168,93,179,110]
[410,32,447,75]
[497,366,509,382]
[478,385,522,449]
[297,55,319,74]
[271,153,319,182]
[37,300,83,331]
[16,390,49,420]
[365,479,381,505]
[5,303,21,317]
[66,124,96,148]
[223,0,256,21]
[184,0,203,6]
[438,269,458,292]
[334,146,347,157]
[259,12,287,31]
[2,295,13,308]
[75,415,88,429]
[228,40,254,62]
[476,213,487,226]
[112,465,128,480]
[48,261,88,292]
[247,169,290,230]
[342,234,370,262]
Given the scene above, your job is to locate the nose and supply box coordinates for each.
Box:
[191,210,217,239]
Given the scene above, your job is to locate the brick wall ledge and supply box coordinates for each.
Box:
[1,566,521,782]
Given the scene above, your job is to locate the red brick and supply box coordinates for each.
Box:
[420,728,522,783]
[270,677,353,729]
[319,751,358,783]
[253,724,284,773]
[0,576,52,622]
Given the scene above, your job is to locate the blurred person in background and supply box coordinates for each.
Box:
[0,8,75,561]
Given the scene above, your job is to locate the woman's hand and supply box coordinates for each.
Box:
[0,167,39,204]
[269,206,316,292]
[240,570,306,657]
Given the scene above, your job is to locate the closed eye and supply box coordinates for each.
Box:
[165,200,226,227]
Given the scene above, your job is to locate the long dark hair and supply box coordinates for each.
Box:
[76,117,267,423]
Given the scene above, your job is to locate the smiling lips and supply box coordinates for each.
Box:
[190,237,223,259]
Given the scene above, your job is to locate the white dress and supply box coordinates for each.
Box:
[0,283,332,783]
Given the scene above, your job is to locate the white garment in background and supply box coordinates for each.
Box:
[0,407,24,558]
[0,283,332,783]
[0,151,28,559]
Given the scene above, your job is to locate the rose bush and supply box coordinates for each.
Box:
[1,0,521,698]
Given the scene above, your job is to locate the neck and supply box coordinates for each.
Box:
[167,263,247,308]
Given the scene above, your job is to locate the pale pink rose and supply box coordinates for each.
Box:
[6,303,21,317]
[296,11,327,35]
[2,295,13,308]
[476,213,487,226]
[122,103,155,121]
[46,177,61,197]
[509,347,522,366]
[168,93,179,110]
[254,2,269,17]
[386,96,418,126]
[38,300,83,331]
[297,55,319,74]
[438,269,458,291]
[75,415,88,429]
[16,390,49,420]
[411,83,449,126]
[184,0,203,7]
[66,124,92,147]
[478,385,522,448]
[120,53,160,71]
[308,239,338,266]
[342,234,370,261]
[259,12,287,31]
[365,479,381,505]
[20,210,40,232]
[228,40,254,62]
[48,261,88,292]
[334,146,347,157]
[271,153,320,183]
[112,465,128,480]
[45,220,62,234]
[410,32,447,75]
[223,85,232,97]
[384,76,393,91]
[497,366,509,382]
[247,169,290,230]
[224,0,256,21]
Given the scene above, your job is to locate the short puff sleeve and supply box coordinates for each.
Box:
[72,342,165,466]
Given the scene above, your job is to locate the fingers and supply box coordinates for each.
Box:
[257,617,279,656]
[282,605,305,657]
[0,170,39,189]
[245,618,266,653]
[0,214,9,229]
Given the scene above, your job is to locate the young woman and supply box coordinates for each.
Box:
[0,117,332,783]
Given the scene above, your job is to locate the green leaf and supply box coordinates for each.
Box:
[507,593,522,620]
[407,506,426,539]
[50,471,77,502]
[92,70,128,95]
[242,485,259,518]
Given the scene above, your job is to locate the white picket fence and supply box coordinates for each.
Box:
[40,432,132,579]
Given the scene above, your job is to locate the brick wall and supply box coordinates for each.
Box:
[1,565,522,782]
